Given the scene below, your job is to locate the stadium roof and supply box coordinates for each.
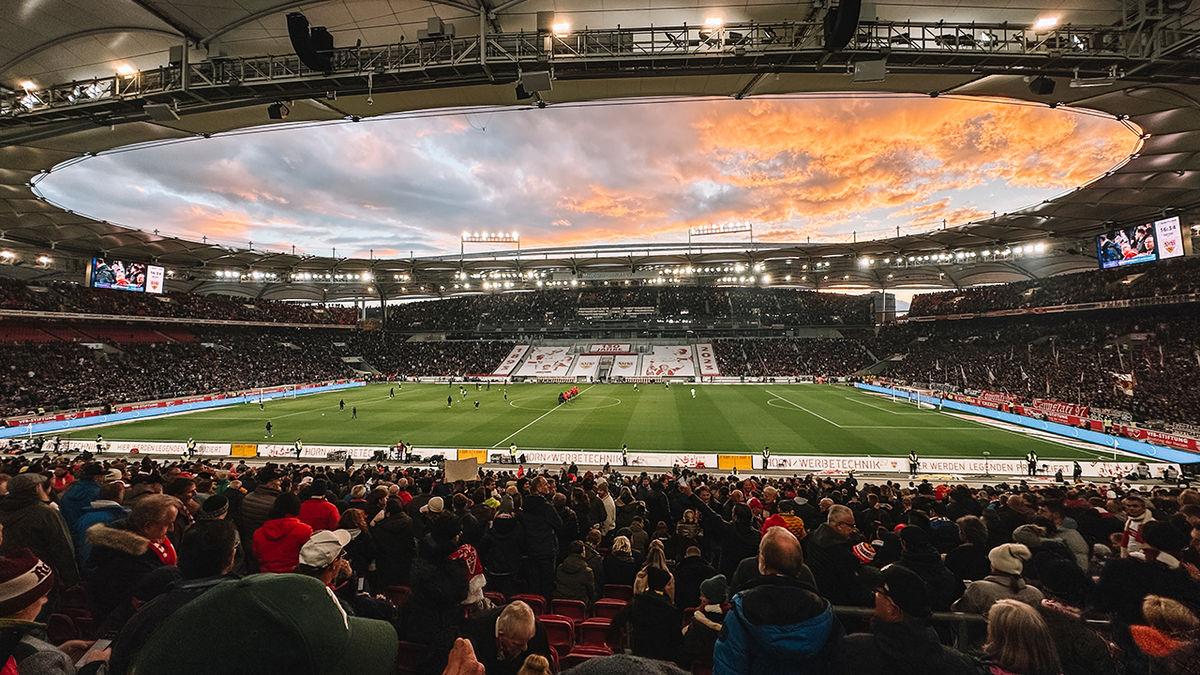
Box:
[0,0,1199,302]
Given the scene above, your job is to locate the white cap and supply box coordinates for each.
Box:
[298,529,353,568]
[420,496,445,514]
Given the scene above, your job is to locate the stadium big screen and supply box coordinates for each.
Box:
[1096,216,1187,269]
[88,257,165,293]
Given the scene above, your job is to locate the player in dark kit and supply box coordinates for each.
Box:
[351,407,357,419]
[265,421,273,438]
[339,399,345,411]
[447,395,453,407]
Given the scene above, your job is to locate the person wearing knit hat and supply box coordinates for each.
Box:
[832,564,976,674]
[951,543,1044,615]
[681,574,729,671]
[197,494,229,520]
[0,549,102,672]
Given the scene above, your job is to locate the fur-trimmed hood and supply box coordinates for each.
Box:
[87,521,150,557]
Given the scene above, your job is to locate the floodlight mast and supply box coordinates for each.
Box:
[460,231,521,269]
[687,222,754,251]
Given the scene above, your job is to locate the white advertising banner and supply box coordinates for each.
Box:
[610,355,640,378]
[696,343,720,377]
[757,454,1176,479]
[571,356,601,379]
[492,345,530,376]
[514,347,575,377]
[642,346,696,378]
[588,343,633,354]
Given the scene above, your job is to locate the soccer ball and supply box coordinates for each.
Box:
[321,413,325,416]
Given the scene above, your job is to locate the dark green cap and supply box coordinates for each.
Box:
[129,573,397,674]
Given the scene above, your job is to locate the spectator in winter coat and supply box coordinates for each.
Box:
[1129,595,1200,675]
[944,515,991,584]
[714,526,841,675]
[0,549,105,673]
[951,543,1043,615]
[581,529,605,589]
[832,563,977,675]
[803,505,872,607]
[1094,519,1200,625]
[1035,558,1117,675]
[602,536,642,588]
[674,546,718,610]
[298,480,341,532]
[251,493,313,574]
[235,465,283,562]
[611,566,682,663]
[73,481,128,571]
[371,499,416,587]
[58,463,105,532]
[0,474,80,590]
[687,487,761,578]
[521,478,563,600]
[896,525,963,612]
[680,573,728,671]
[1119,492,1155,558]
[553,541,597,606]
[481,506,524,596]
[86,494,181,625]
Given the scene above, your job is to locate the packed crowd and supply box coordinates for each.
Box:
[380,288,873,331]
[879,306,1200,426]
[713,338,875,378]
[0,328,351,417]
[347,336,516,379]
[908,255,1200,317]
[1,453,1198,675]
[0,279,356,325]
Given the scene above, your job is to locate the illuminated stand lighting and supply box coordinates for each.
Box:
[688,221,754,249]
[460,231,520,289]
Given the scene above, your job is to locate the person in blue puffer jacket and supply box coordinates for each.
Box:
[715,526,842,675]
[58,462,105,531]
[73,481,130,574]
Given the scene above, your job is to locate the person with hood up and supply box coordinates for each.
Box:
[1129,595,1200,675]
[714,526,841,675]
[0,473,80,591]
[73,481,128,572]
[481,500,524,597]
[251,493,313,574]
[1035,558,1117,675]
[832,563,977,675]
[951,543,1044,615]
[553,540,597,606]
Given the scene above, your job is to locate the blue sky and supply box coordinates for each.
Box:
[36,96,1135,258]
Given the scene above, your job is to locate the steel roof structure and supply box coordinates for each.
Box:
[0,1,1198,303]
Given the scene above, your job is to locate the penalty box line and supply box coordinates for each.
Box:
[491,384,596,448]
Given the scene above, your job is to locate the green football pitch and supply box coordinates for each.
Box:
[62,383,1114,461]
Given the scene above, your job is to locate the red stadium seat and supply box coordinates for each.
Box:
[578,618,614,649]
[484,591,506,606]
[561,646,613,669]
[540,614,575,653]
[550,598,588,623]
[395,641,428,675]
[593,598,626,619]
[509,593,546,616]
[385,585,413,608]
[46,614,77,644]
[602,584,634,601]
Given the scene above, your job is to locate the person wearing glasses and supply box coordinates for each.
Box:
[803,504,873,607]
[832,564,976,674]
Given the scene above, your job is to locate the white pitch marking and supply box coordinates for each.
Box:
[844,395,925,415]
[766,390,844,427]
[492,385,596,448]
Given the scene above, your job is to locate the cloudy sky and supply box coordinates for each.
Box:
[36,95,1135,259]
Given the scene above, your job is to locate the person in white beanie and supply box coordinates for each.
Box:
[951,543,1044,615]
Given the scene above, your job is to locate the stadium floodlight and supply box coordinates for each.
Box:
[19,80,36,91]
[552,22,570,37]
[0,250,14,261]
[1031,16,1059,32]
[761,274,771,284]
[461,230,520,256]
[704,16,724,28]
[37,255,52,265]
[1034,242,1047,253]
[116,64,136,77]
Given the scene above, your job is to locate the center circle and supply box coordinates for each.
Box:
[508,396,622,411]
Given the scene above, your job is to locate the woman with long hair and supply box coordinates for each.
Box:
[984,599,1062,675]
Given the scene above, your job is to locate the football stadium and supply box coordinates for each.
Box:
[2,0,1200,673]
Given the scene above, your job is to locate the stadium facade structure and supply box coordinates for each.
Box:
[0,0,1199,310]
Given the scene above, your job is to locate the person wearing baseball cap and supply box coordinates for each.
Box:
[833,564,976,674]
[128,574,398,674]
[295,529,395,623]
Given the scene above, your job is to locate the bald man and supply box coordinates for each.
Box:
[715,527,840,674]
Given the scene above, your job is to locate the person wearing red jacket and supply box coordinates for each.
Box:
[253,493,313,573]
[298,480,341,532]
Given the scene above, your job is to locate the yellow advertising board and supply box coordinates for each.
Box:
[231,443,258,458]
[718,454,752,471]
